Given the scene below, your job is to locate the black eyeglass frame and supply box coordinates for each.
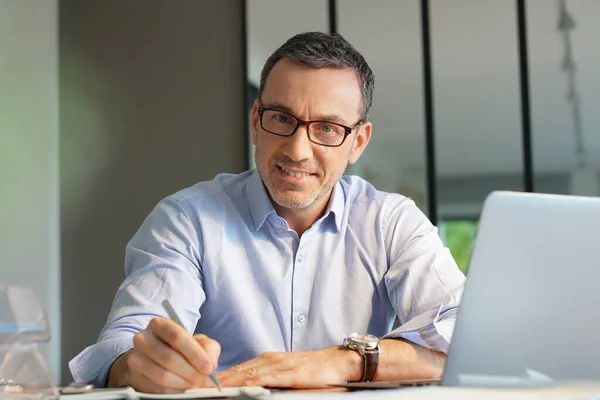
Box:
[257,104,364,147]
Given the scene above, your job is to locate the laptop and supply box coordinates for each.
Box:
[333,191,600,390]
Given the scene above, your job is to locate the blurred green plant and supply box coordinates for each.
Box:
[440,220,478,275]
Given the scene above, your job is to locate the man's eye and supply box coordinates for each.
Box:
[275,114,290,123]
[321,125,334,133]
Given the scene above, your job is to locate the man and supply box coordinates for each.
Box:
[70,32,465,393]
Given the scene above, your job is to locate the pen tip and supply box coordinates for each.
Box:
[210,374,222,392]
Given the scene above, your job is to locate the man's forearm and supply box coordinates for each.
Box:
[377,339,446,381]
[342,339,446,382]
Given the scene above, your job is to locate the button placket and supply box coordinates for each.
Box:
[291,236,310,350]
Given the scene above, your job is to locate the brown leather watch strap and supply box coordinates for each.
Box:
[363,347,380,382]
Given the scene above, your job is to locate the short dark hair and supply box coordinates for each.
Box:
[258,31,375,120]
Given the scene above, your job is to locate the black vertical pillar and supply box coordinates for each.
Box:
[329,0,337,34]
[516,0,534,192]
[420,0,438,223]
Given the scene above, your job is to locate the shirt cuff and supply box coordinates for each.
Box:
[381,306,458,354]
[68,336,133,387]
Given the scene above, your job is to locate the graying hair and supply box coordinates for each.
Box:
[258,31,375,120]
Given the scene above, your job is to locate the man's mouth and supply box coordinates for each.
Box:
[279,165,313,178]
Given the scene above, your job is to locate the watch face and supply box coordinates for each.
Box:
[347,333,379,349]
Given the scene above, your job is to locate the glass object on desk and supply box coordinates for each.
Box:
[0,285,58,399]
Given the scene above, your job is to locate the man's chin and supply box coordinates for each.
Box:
[269,189,321,209]
[272,196,313,210]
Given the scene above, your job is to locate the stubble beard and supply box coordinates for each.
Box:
[255,148,347,211]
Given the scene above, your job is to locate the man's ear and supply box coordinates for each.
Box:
[348,121,372,164]
[250,99,260,145]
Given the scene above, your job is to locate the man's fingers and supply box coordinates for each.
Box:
[148,318,214,375]
[194,334,221,368]
[217,353,286,387]
[216,351,340,389]
[133,330,203,386]
[244,366,333,390]
[221,367,305,389]
[242,368,298,389]
[223,352,284,373]
[129,371,182,395]
[127,349,190,391]
[217,366,257,387]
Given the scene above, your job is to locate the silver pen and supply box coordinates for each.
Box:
[161,299,222,392]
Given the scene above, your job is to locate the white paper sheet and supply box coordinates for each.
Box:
[59,386,270,400]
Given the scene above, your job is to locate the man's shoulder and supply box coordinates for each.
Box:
[340,175,431,235]
[341,174,409,207]
[168,170,253,208]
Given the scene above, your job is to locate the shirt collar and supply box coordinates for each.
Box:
[323,180,345,233]
[246,169,345,232]
[246,169,276,231]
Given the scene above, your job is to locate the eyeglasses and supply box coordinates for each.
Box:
[258,104,363,147]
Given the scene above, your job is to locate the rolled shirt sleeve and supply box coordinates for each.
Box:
[382,307,458,353]
[69,196,205,386]
[68,337,133,388]
[382,198,466,353]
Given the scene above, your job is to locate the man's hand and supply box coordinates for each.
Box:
[215,339,445,389]
[107,318,221,393]
[216,347,362,389]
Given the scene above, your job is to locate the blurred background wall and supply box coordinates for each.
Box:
[59,0,246,383]
[1,0,245,384]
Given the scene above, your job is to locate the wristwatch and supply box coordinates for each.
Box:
[342,333,381,382]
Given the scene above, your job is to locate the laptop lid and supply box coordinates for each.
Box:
[442,191,600,386]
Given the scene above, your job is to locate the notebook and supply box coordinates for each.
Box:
[59,386,270,399]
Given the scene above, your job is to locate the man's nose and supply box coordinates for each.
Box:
[282,124,314,162]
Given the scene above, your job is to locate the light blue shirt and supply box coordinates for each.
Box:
[69,169,465,387]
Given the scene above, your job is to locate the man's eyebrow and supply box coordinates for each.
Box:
[262,102,350,125]
[313,114,348,125]
[262,102,296,115]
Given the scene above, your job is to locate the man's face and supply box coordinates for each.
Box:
[251,59,371,214]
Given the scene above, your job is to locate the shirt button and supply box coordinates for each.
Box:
[297,314,305,323]
[297,255,303,263]
[276,219,284,226]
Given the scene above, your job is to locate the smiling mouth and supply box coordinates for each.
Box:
[279,165,313,178]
